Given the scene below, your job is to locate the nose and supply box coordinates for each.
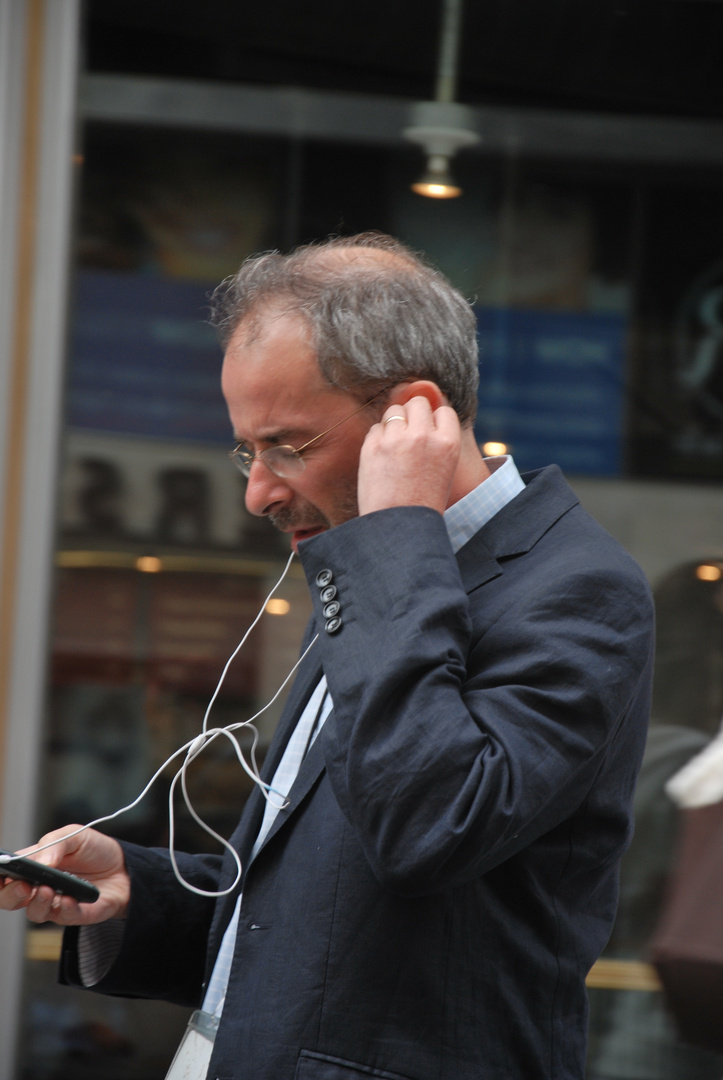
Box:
[243,460,294,517]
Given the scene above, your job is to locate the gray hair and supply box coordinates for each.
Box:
[209,232,479,425]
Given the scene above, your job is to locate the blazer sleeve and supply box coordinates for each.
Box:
[300,503,655,896]
[60,842,219,1007]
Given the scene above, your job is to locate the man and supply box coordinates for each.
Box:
[1,233,654,1079]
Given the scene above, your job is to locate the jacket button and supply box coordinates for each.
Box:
[325,616,342,634]
[323,600,340,618]
[315,569,333,588]
[320,584,337,603]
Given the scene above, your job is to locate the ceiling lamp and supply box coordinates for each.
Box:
[412,158,460,200]
[403,0,479,199]
[406,101,480,199]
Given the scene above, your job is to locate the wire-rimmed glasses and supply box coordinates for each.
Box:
[228,387,390,479]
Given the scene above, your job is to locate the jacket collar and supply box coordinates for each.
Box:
[455,465,579,592]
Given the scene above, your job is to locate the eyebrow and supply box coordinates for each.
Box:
[232,426,309,448]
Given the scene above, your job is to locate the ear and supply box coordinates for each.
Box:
[389,379,447,410]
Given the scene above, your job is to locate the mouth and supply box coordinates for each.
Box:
[290,526,327,552]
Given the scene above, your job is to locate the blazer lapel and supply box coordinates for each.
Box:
[257,649,324,788]
[237,640,324,866]
[207,640,324,951]
[455,465,580,594]
[250,721,328,856]
[455,531,503,594]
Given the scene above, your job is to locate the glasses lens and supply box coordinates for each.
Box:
[261,447,305,478]
[229,447,253,478]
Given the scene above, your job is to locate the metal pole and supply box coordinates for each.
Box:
[434,0,465,104]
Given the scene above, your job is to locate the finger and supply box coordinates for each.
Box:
[389,396,443,432]
[0,878,36,911]
[24,886,87,926]
[56,895,99,926]
[21,824,87,868]
[23,885,60,923]
[381,407,408,429]
[429,403,461,433]
[380,396,437,429]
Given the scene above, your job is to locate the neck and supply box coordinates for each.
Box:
[447,429,492,508]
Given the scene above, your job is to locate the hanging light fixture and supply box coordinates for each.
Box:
[403,0,479,199]
[412,157,461,199]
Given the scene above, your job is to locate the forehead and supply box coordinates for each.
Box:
[224,309,322,384]
[221,309,335,435]
[233,299,311,348]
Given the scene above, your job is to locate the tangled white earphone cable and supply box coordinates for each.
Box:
[23,550,319,898]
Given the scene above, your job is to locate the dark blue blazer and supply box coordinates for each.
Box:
[62,467,655,1080]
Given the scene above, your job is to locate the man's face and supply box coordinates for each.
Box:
[222,310,379,552]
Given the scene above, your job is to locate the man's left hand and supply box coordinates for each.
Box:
[357,396,461,516]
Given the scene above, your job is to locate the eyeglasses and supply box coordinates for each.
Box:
[229,387,390,479]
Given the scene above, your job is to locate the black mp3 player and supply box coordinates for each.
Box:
[0,849,100,904]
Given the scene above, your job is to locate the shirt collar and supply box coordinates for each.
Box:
[444,455,525,554]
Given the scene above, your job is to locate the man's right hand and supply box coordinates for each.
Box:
[0,825,130,925]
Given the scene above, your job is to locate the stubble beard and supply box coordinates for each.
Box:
[268,488,360,535]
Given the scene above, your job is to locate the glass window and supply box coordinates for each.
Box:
[14,45,723,1080]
